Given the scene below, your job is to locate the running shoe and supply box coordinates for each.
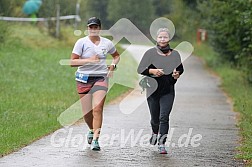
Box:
[158,144,167,154]
[149,133,158,145]
[87,130,93,144]
[91,140,100,151]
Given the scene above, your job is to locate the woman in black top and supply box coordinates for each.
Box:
[137,28,184,154]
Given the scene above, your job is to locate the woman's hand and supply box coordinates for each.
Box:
[172,71,180,79]
[88,55,100,63]
[149,69,164,77]
[70,54,100,67]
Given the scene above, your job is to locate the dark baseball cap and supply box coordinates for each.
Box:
[87,17,101,26]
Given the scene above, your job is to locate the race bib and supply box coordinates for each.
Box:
[75,72,89,83]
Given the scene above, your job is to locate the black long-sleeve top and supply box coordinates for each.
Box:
[137,47,184,97]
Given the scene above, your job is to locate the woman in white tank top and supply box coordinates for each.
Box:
[70,17,120,151]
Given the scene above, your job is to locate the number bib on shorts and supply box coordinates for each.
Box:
[75,72,89,83]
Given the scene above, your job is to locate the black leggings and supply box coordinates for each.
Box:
[147,85,175,144]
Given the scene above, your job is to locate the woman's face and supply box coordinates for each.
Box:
[156,31,169,47]
[88,25,101,37]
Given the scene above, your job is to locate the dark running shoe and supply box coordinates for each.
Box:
[149,133,158,145]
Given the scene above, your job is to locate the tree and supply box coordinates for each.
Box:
[153,0,172,17]
[182,0,197,10]
[163,0,200,41]
[198,0,252,81]
[36,0,78,37]
[38,0,77,18]
[0,0,26,17]
[107,0,155,34]
[84,0,110,29]
[198,0,252,62]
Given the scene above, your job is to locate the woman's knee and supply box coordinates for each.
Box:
[84,111,93,118]
[151,120,159,126]
[92,106,103,116]
[159,115,169,123]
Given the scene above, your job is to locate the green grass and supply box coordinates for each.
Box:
[0,43,77,156]
[0,22,137,156]
[193,42,252,165]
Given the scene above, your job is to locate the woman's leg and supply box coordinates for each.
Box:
[158,87,175,144]
[92,90,107,140]
[79,94,93,130]
[77,81,94,130]
[90,77,108,140]
[147,95,160,134]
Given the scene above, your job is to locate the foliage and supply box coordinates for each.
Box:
[182,0,197,10]
[107,0,155,34]
[0,0,25,17]
[37,0,77,37]
[153,0,172,17]
[37,0,76,17]
[165,0,200,42]
[198,0,252,82]
[84,0,111,29]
